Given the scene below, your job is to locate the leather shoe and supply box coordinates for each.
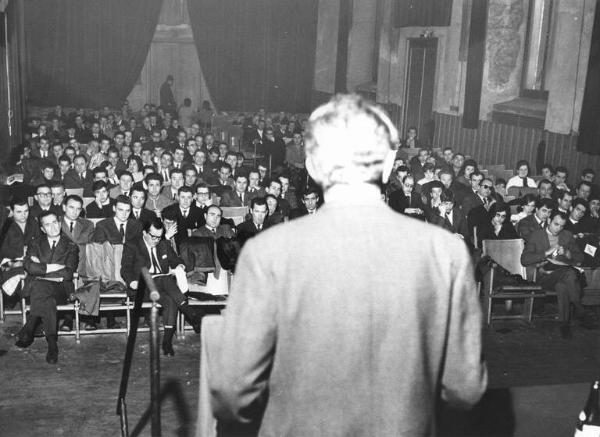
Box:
[46,349,58,364]
[15,336,34,348]
[162,342,175,357]
[560,324,572,339]
[60,320,73,332]
[84,322,97,331]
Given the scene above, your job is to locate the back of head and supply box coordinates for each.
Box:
[304,94,398,189]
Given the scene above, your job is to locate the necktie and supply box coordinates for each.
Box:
[151,247,161,274]
[50,240,56,259]
[134,210,139,219]
[119,223,125,242]
[69,221,74,233]
[257,224,262,231]
[182,210,188,219]
[521,177,528,187]
[80,173,85,183]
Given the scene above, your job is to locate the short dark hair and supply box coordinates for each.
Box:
[178,186,193,196]
[219,163,232,173]
[555,166,568,176]
[577,180,592,191]
[92,180,108,192]
[50,181,65,190]
[538,179,553,187]
[144,217,164,233]
[36,183,51,193]
[58,154,71,165]
[37,210,58,226]
[119,170,134,180]
[145,173,163,185]
[10,197,29,210]
[550,210,568,222]
[170,168,184,177]
[73,153,88,163]
[582,168,595,177]
[572,198,589,211]
[440,189,454,203]
[130,186,146,198]
[535,197,555,210]
[250,197,267,209]
[64,194,83,207]
[114,195,131,207]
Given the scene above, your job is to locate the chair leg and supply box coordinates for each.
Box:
[21,298,27,326]
[525,296,534,323]
[487,297,493,326]
[126,298,131,336]
[0,293,4,323]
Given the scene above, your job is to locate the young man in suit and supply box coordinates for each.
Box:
[63,154,94,196]
[236,197,269,248]
[161,186,204,250]
[191,205,235,239]
[521,211,592,338]
[129,187,157,228]
[517,197,554,242]
[388,174,426,220]
[30,184,63,221]
[220,173,254,207]
[15,211,79,364]
[92,195,143,245]
[121,218,202,356]
[289,186,320,219]
[86,181,115,219]
[210,95,486,434]
[109,171,134,199]
[429,190,469,243]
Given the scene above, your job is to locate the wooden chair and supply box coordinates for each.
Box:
[65,188,84,198]
[507,186,538,198]
[482,238,545,325]
[221,206,248,226]
[82,197,95,208]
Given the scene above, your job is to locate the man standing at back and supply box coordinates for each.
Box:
[210,94,487,436]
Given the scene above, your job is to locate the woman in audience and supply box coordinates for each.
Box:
[476,202,518,247]
[127,155,144,182]
[455,158,479,187]
[506,159,537,190]
[510,193,537,225]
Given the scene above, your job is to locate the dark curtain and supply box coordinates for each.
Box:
[577,0,600,154]
[334,0,352,93]
[187,0,318,113]
[463,0,488,129]
[394,0,453,27]
[25,0,163,108]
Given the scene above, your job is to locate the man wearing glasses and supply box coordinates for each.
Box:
[121,218,202,356]
[30,184,63,221]
[465,177,497,240]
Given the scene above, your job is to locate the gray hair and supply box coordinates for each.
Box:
[304,94,398,188]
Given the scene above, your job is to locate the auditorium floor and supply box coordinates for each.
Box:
[1,312,599,437]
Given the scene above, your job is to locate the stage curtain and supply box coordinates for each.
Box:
[463,0,488,129]
[394,0,453,27]
[577,0,600,154]
[24,0,163,108]
[186,0,318,113]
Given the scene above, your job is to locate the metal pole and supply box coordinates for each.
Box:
[149,300,161,437]
[119,398,129,437]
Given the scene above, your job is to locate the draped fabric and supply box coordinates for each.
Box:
[24,0,163,108]
[577,0,600,154]
[394,0,453,28]
[186,0,318,113]
[463,0,488,129]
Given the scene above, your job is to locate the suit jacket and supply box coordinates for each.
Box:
[85,200,114,219]
[460,192,485,218]
[92,218,142,245]
[388,190,426,221]
[121,238,183,286]
[161,203,205,249]
[23,233,79,297]
[29,204,63,221]
[62,217,94,275]
[145,194,173,214]
[210,200,486,436]
[0,219,40,260]
[517,214,546,242]
[521,228,583,267]
[191,224,235,239]
[219,190,255,207]
[130,208,157,228]
[63,168,94,196]
[109,186,132,199]
[235,219,268,247]
[429,208,469,242]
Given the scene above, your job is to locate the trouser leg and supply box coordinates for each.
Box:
[30,282,58,336]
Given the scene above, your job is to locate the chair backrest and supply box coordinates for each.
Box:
[221,206,248,225]
[89,218,103,227]
[507,186,538,198]
[482,238,527,278]
[82,197,95,208]
[65,188,84,198]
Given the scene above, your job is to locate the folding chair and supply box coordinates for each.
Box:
[482,238,545,325]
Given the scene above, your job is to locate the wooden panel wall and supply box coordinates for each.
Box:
[433,112,600,179]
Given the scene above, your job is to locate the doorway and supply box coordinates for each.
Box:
[402,38,438,146]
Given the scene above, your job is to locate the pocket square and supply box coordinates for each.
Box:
[161,254,167,259]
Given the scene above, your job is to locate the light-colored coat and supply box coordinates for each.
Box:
[210,199,487,436]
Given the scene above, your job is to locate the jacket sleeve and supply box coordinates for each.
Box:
[120,243,138,285]
[521,232,546,266]
[24,240,47,276]
[565,232,584,265]
[210,237,276,424]
[53,241,79,280]
[440,242,488,409]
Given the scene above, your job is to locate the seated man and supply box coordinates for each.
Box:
[521,211,589,339]
[517,197,554,242]
[121,218,202,356]
[564,199,591,236]
[429,190,469,244]
[220,172,254,207]
[31,162,56,187]
[64,154,94,196]
[191,205,235,239]
[161,186,205,250]
[388,175,426,221]
[212,162,235,197]
[247,169,266,196]
[236,197,269,248]
[129,186,157,228]
[145,173,173,216]
[30,184,63,220]
[15,211,79,364]
[92,195,143,245]
[50,181,67,209]
[109,170,134,199]
[161,168,185,201]
[265,178,291,218]
[86,181,115,219]
[279,174,299,211]
[290,185,320,219]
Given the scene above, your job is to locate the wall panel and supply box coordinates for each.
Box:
[434,112,600,179]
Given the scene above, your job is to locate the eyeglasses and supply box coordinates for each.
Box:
[148,233,162,240]
[481,185,493,189]
[37,192,52,197]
